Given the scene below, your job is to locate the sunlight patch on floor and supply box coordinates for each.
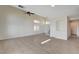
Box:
[41,39,51,44]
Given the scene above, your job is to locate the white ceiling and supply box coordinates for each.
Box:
[12,5,79,20]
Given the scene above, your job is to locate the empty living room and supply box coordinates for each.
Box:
[0,5,79,54]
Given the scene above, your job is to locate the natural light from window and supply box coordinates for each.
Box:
[33,20,40,24]
[46,21,50,24]
[33,20,40,31]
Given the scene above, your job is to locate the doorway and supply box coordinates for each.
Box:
[69,20,79,38]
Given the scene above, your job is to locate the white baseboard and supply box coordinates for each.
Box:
[0,32,43,40]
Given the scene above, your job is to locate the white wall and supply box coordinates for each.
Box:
[67,17,71,38]
[50,16,68,40]
[0,6,46,40]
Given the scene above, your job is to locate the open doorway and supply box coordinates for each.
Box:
[69,20,79,38]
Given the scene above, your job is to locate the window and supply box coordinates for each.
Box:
[33,20,40,24]
[33,20,40,31]
[45,21,50,24]
[34,25,39,31]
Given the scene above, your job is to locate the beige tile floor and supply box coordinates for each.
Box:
[0,33,79,54]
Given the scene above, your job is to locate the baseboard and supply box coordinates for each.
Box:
[0,32,43,40]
